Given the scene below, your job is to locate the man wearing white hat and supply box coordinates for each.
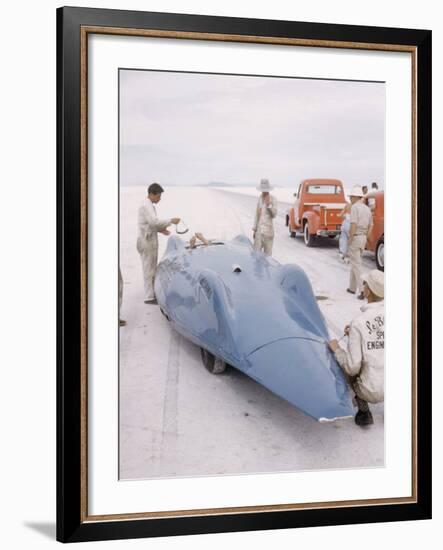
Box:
[252,178,278,256]
[329,270,384,426]
[347,185,373,298]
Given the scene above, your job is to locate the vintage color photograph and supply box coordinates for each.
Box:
[118,68,385,480]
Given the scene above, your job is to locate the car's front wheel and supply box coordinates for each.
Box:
[375,236,384,271]
[200,348,227,374]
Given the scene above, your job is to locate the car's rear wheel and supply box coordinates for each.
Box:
[304,223,315,247]
[200,348,227,374]
[375,236,384,271]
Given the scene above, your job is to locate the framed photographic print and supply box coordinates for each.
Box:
[57,6,432,543]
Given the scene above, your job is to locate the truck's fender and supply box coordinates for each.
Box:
[288,207,298,230]
[302,211,320,234]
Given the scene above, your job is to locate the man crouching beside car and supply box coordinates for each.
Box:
[329,270,384,427]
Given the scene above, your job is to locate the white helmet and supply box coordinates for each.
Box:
[349,185,364,197]
[364,270,384,298]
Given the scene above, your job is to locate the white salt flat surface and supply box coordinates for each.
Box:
[119,186,383,480]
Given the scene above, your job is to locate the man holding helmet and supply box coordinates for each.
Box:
[136,183,180,304]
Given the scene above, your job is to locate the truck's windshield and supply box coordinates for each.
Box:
[306,185,342,194]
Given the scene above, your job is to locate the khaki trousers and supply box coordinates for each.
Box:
[342,372,370,412]
[348,234,367,293]
[253,232,274,256]
[139,246,158,301]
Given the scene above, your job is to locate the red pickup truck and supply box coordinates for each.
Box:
[364,190,384,271]
[286,179,347,246]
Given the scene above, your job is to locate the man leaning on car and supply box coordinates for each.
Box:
[329,269,385,427]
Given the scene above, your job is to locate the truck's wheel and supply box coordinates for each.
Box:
[375,236,384,272]
[200,348,226,374]
[286,215,296,237]
[304,223,315,247]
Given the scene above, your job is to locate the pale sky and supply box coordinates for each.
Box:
[119,69,385,188]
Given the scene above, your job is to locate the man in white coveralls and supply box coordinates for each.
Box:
[252,178,278,256]
[329,270,384,427]
[346,185,373,299]
[136,183,180,304]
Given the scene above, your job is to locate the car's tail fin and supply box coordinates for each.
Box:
[229,234,253,248]
[278,264,329,340]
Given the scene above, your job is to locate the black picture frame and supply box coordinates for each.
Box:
[57,6,432,543]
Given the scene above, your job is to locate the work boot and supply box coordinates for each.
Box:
[346,288,356,294]
[355,409,374,426]
[357,292,365,300]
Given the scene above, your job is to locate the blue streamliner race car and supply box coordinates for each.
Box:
[154,235,353,422]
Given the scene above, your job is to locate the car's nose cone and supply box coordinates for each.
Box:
[245,337,354,421]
